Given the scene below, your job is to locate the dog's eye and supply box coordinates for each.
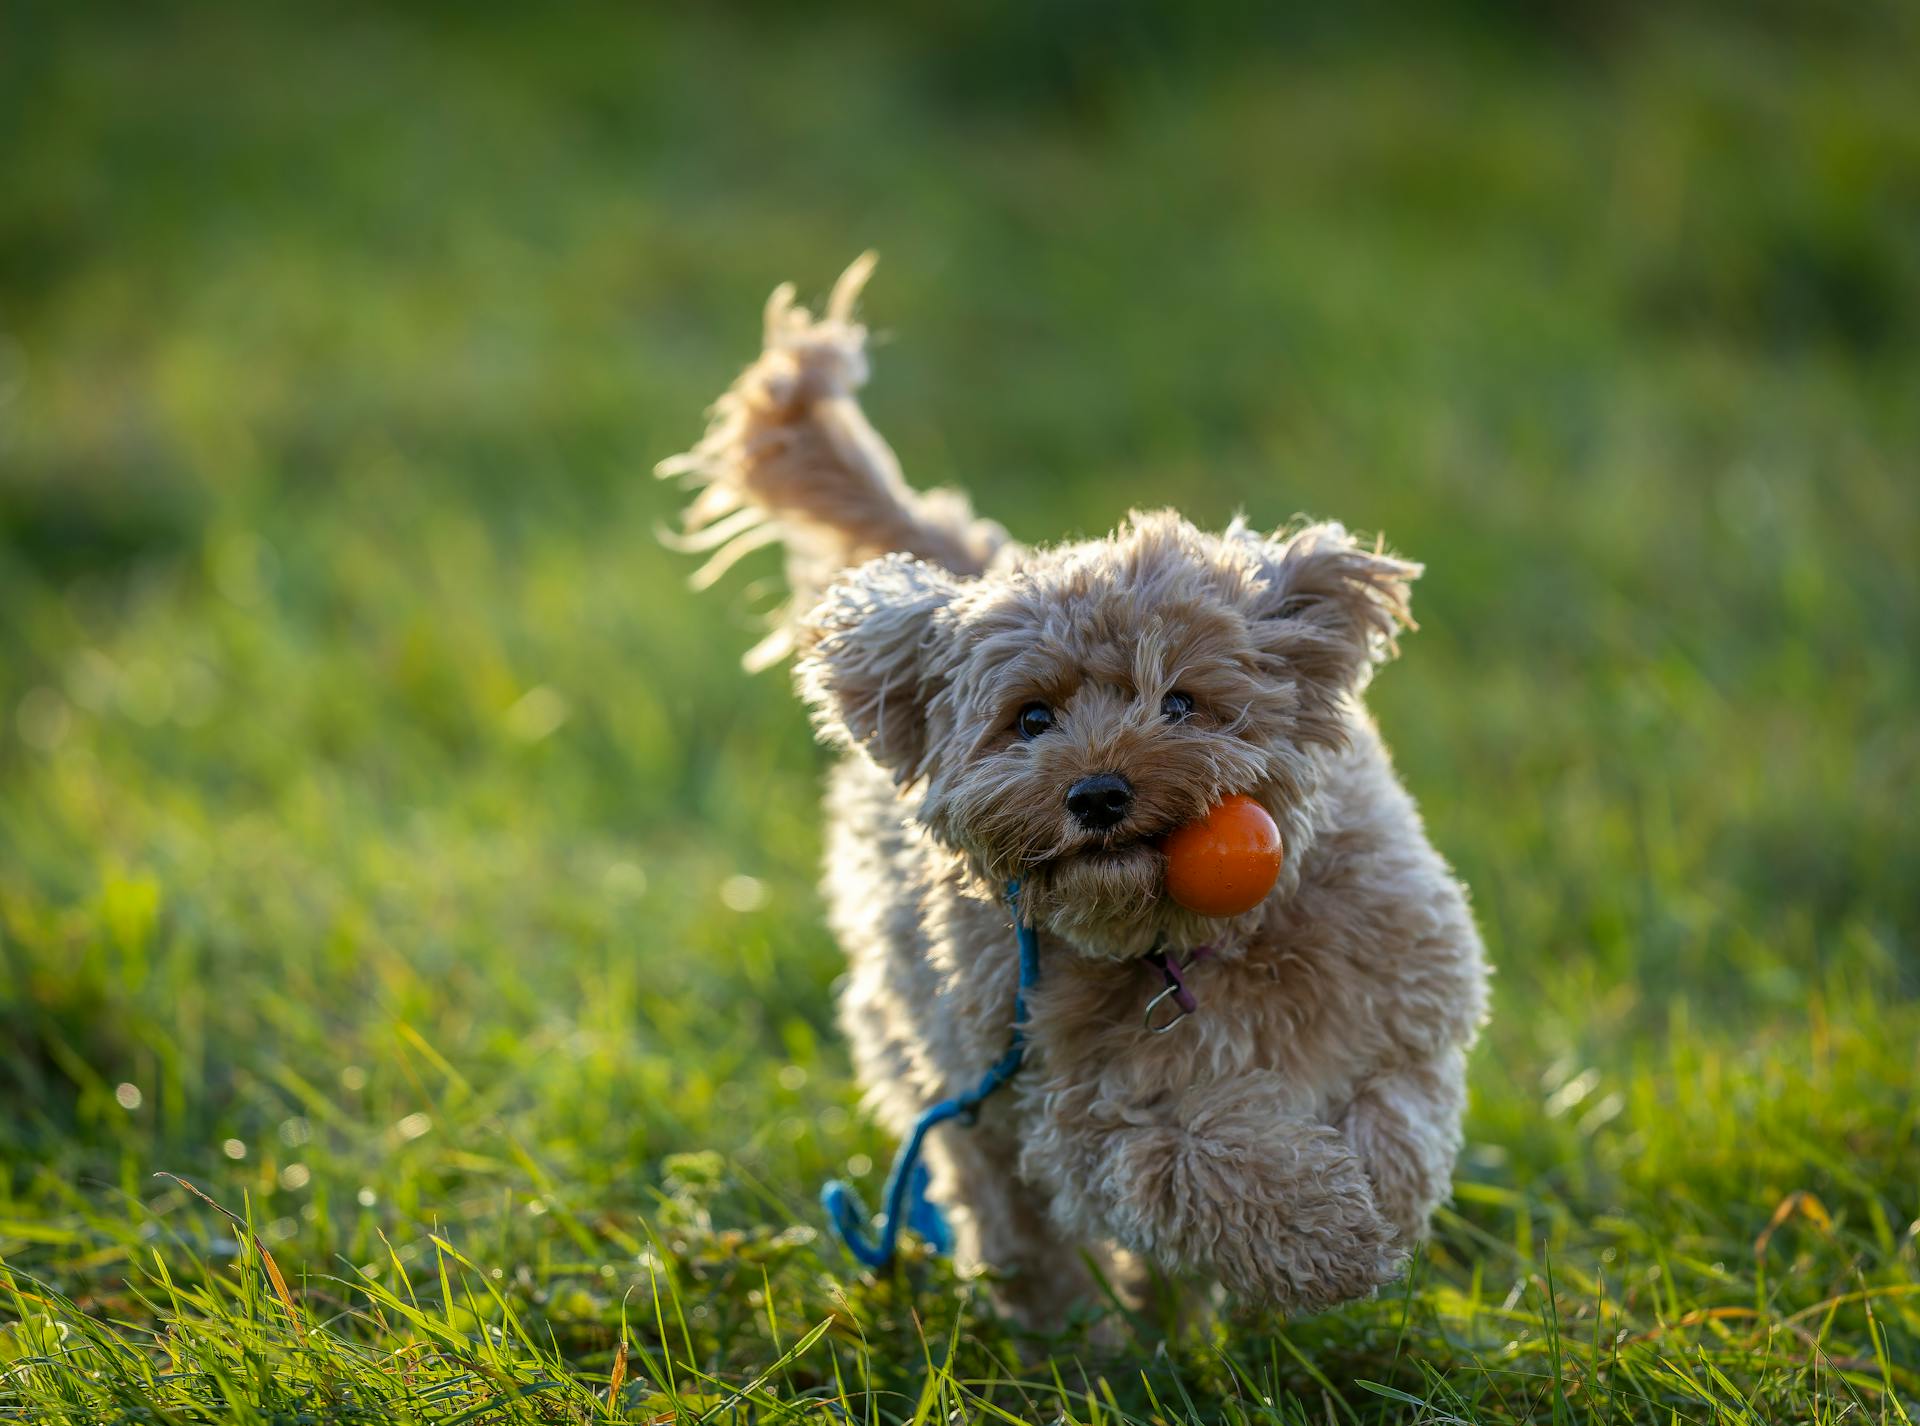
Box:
[1160,690,1195,722]
[1015,702,1055,740]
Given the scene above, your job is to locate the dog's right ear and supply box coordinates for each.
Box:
[795,553,959,784]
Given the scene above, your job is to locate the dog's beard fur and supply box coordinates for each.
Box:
[797,512,1414,959]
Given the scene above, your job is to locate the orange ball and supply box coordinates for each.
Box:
[1161,794,1284,918]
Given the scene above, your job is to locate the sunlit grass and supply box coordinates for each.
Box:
[2,2,1917,1421]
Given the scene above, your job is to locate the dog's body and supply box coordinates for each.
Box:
[664,259,1489,1324]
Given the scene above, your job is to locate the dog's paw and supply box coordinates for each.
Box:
[1216,1180,1405,1315]
[1101,1117,1405,1316]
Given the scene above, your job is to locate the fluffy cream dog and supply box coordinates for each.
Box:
[662,257,1489,1326]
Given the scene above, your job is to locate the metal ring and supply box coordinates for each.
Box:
[1144,982,1192,1034]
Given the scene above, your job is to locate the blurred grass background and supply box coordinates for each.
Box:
[1,2,1917,1420]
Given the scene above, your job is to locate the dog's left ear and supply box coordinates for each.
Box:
[1243,521,1420,716]
[795,553,959,784]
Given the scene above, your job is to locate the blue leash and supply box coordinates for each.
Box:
[821,880,1041,1270]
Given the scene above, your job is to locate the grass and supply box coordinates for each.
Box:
[2,1,1918,1420]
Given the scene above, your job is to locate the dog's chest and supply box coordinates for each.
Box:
[1016,941,1358,1110]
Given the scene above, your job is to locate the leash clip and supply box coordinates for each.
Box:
[1143,945,1210,1034]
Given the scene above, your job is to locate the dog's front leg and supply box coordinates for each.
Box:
[1027,1071,1403,1314]
[1337,1048,1468,1244]
[922,1120,1100,1329]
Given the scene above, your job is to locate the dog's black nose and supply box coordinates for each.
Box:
[1066,773,1134,830]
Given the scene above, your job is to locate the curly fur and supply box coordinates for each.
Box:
[661,260,1490,1326]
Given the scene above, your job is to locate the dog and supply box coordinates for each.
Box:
[661,256,1489,1326]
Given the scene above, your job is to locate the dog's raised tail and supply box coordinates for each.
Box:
[658,255,1006,669]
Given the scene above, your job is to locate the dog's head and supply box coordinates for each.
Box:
[796,511,1417,957]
